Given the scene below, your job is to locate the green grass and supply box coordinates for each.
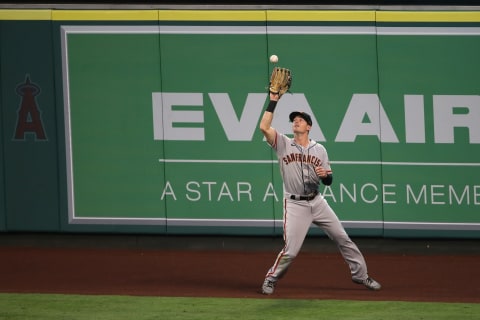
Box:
[0,293,478,320]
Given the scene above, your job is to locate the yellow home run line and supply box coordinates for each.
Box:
[0,9,479,22]
[266,10,375,21]
[0,9,51,20]
[156,10,266,21]
[377,11,480,22]
[51,10,159,21]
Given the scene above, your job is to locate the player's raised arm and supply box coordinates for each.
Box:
[261,65,292,146]
[259,93,279,145]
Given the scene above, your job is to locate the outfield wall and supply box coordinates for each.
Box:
[1,9,480,238]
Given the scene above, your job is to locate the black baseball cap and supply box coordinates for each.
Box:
[289,111,312,126]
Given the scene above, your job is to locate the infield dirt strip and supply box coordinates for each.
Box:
[0,236,479,303]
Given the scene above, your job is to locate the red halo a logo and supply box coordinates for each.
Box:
[14,75,47,141]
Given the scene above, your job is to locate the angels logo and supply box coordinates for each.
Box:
[14,75,47,141]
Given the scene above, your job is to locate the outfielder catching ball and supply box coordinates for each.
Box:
[260,63,381,295]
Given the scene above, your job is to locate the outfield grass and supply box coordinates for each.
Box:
[0,293,478,320]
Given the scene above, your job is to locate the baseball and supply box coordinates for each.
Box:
[269,54,279,63]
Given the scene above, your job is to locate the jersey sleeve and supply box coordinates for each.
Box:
[271,132,289,156]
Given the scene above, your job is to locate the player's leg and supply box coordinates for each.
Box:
[314,210,367,280]
[311,198,381,290]
[262,199,312,294]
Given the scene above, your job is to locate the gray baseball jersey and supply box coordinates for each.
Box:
[272,132,332,197]
[264,131,370,283]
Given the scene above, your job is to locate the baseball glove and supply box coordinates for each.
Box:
[269,67,292,97]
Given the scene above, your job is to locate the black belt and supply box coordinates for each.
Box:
[290,191,318,201]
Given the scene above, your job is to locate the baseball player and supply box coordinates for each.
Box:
[259,91,381,294]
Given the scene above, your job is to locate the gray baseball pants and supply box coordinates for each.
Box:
[265,195,369,282]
